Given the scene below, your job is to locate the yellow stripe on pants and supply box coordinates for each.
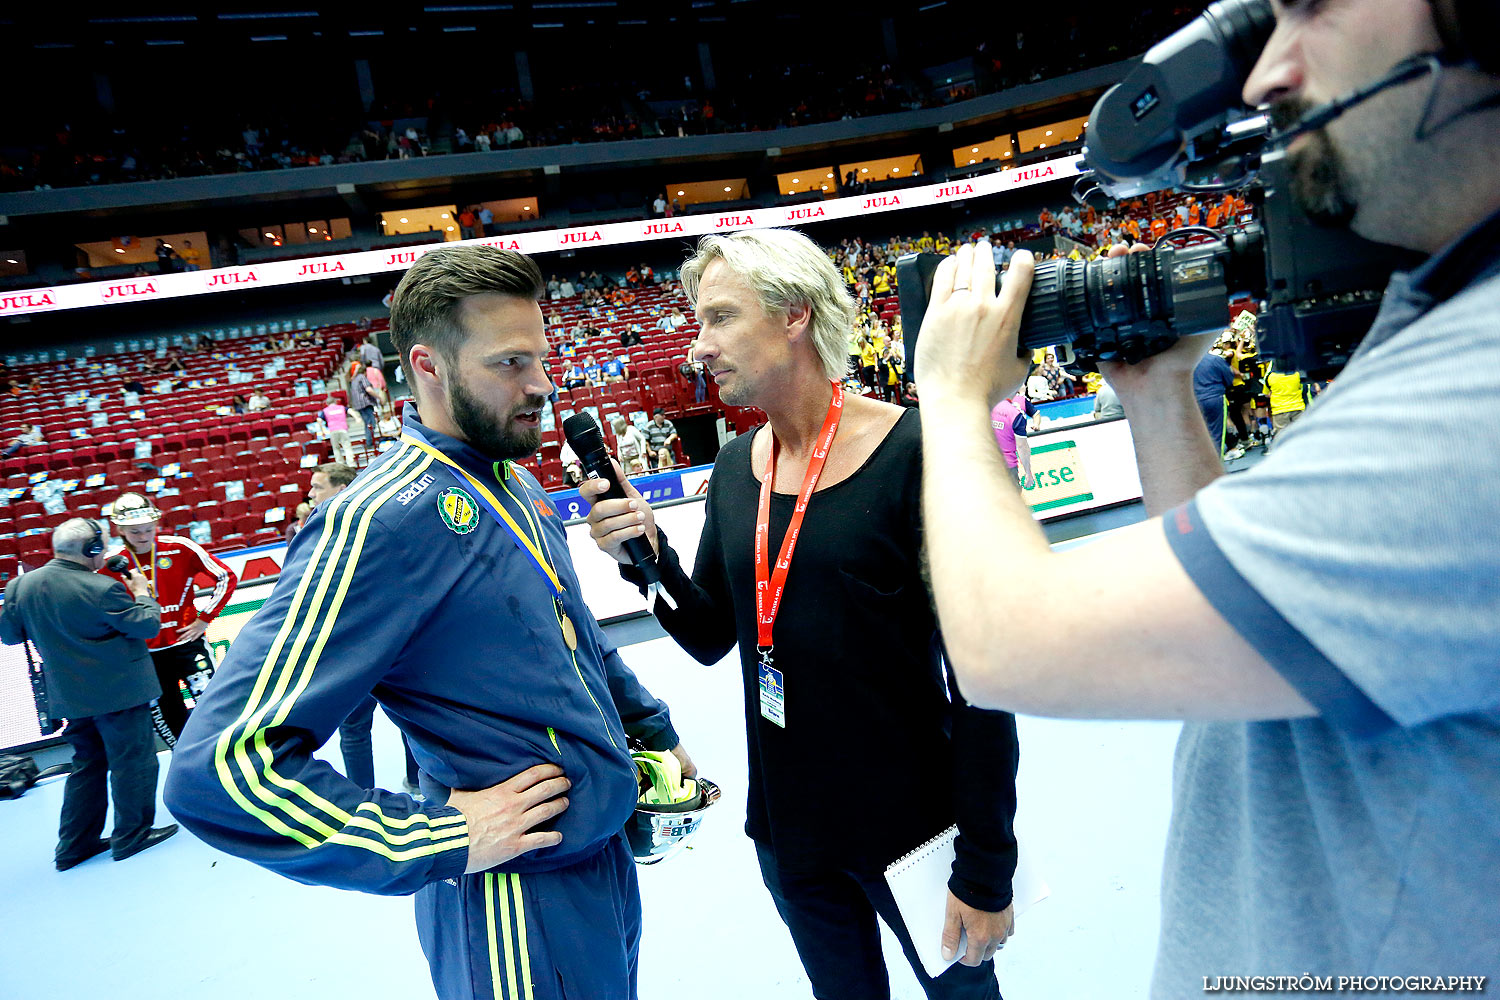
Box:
[482,872,535,1000]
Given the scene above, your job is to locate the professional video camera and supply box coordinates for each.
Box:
[899,0,1426,379]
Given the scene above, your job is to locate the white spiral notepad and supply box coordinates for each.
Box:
[884,825,1050,978]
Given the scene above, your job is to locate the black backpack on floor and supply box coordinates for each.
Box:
[0,754,41,799]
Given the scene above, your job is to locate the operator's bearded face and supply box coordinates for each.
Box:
[1270,98,1360,228]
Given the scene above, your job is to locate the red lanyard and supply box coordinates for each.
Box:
[754,381,844,657]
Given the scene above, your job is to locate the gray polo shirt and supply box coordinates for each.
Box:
[644,419,677,451]
[1154,209,1500,994]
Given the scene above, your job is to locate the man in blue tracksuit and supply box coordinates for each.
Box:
[165,246,693,1000]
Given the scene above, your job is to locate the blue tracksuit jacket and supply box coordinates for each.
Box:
[164,413,677,894]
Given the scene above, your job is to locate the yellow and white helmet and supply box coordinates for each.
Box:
[624,747,720,865]
[104,491,162,526]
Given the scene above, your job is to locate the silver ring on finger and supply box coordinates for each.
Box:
[953,284,969,292]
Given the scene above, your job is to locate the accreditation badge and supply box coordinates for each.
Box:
[758,661,786,728]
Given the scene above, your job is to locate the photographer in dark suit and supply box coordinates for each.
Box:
[0,519,178,870]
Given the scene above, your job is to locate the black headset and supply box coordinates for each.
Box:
[83,519,106,559]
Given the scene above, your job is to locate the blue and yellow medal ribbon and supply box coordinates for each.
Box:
[401,433,563,595]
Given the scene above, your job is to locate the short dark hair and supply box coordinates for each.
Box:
[314,462,357,489]
[653,407,665,416]
[388,245,544,391]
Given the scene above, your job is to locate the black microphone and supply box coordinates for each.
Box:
[1264,53,1441,150]
[105,554,130,573]
[562,413,661,585]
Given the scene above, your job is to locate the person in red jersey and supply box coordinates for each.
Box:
[99,492,237,747]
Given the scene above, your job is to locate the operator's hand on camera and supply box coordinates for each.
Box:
[449,763,570,874]
[582,458,660,563]
[914,244,1035,409]
[1096,242,1217,403]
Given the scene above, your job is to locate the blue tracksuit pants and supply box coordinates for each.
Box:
[416,833,640,1000]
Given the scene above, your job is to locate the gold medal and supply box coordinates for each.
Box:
[560,613,578,651]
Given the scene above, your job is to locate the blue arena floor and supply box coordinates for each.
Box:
[1,508,1186,999]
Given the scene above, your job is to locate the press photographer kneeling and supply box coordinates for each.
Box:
[914,0,1499,991]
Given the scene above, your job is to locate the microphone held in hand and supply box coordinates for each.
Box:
[105,555,130,573]
[562,413,661,585]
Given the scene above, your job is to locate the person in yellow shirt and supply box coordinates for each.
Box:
[935,234,952,255]
[858,335,879,392]
[178,240,203,271]
[1265,363,1308,434]
[917,231,935,252]
[872,270,891,295]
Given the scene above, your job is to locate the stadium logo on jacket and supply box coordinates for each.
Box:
[437,487,479,535]
[396,473,435,506]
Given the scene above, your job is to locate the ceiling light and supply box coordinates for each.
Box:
[162,243,172,249]
[115,248,125,253]
[219,11,318,19]
[440,213,449,219]
[1046,130,1053,136]
[821,185,827,190]
[1084,121,1089,127]
[523,205,531,210]
[308,227,317,233]
[724,186,731,192]
[380,219,387,225]
[447,226,455,231]
[5,259,16,264]
[264,232,276,239]
[1039,143,1046,148]
[891,167,899,173]
[861,167,868,173]
[1003,151,1011,156]
[826,173,833,178]
[400,217,409,223]
[971,147,979,153]
[792,178,799,183]
[969,159,976,164]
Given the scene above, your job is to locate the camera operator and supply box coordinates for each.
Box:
[915,0,1500,989]
[0,520,178,868]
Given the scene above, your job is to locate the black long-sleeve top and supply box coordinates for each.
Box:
[624,408,1020,910]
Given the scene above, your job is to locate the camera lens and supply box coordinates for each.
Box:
[1016,259,1091,353]
[1018,251,1173,360]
